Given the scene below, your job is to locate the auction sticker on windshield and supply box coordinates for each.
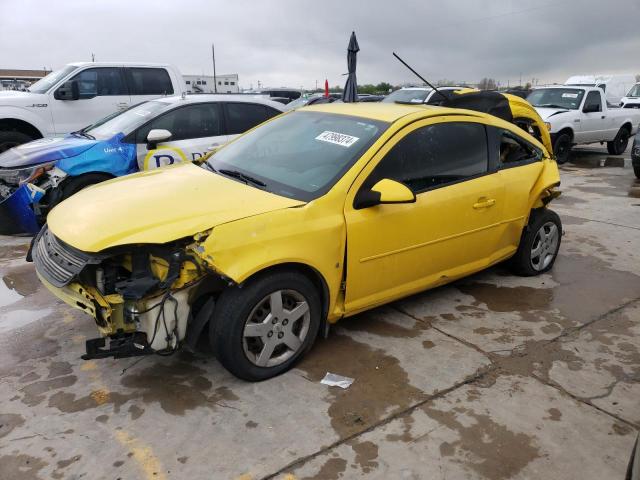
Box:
[315,131,359,147]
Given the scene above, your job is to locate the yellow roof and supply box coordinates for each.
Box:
[302,102,448,122]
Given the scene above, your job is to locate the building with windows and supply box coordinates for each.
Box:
[183,74,239,94]
[0,68,50,90]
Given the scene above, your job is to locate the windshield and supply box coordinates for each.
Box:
[85,101,170,139]
[382,89,431,104]
[627,84,640,98]
[28,65,78,94]
[207,111,387,201]
[527,88,585,110]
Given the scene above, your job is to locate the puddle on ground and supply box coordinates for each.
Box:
[0,263,39,308]
[0,243,28,262]
[0,453,48,480]
[0,412,25,439]
[423,404,542,480]
[0,308,53,335]
[298,332,425,438]
[44,357,239,417]
[569,155,627,168]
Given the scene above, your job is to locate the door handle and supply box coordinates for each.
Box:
[601,115,606,119]
[473,198,496,209]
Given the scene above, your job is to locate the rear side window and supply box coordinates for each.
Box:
[135,103,222,143]
[71,68,127,98]
[497,129,542,166]
[583,91,602,112]
[372,122,488,193]
[225,103,280,135]
[126,68,173,95]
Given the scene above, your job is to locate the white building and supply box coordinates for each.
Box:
[183,74,239,94]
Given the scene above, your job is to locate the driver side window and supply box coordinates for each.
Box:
[369,122,489,194]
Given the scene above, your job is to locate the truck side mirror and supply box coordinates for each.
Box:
[146,129,172,150]
[54,80,79,101]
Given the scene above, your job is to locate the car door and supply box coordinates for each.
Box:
[579,91,606,143]
[343,118,505,313]
[492,127,545,257]
[132,102,227,170]
[49,67,130,134]
[223,102,282,141]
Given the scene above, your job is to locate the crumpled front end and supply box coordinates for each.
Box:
[31,225,215,359]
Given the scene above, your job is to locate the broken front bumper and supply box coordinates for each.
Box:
[0,183,43,235]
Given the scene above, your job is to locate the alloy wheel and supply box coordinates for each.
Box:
[530,221,559,271]
[242,289,311,368]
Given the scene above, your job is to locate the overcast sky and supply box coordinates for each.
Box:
[1,0,639,90]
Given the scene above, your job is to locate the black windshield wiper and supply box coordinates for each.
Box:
[536,104,568,109]
[218,169,266,188]
[70,127,96,140]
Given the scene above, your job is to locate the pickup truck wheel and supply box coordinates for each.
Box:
[634,164,640,179]
[553,133,572,164]
[510,209,562,276]
[607,128,630,155]
[210,271,321,381]
[0,131,33,153]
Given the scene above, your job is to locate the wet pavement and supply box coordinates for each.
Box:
[0,144,638,480]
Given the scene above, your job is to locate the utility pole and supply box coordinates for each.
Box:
[91,53,95,62]
[211,43,218,93]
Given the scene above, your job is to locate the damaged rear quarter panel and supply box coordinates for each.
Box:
[196,199,346,320]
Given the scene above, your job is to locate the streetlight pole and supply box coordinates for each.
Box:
[211,43,218,93]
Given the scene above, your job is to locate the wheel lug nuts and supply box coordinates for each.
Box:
[267,331,273,337]
[272,317,278,324]
[278,332,284,339]
[282,319,288,326]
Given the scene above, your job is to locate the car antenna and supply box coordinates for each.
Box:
[392,52,448,103]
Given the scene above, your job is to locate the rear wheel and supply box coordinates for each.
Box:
[0,131,34,153]
[553,133,572,164]
[510,209,562,276]
[607,127,630,155]
[210,271,321,381]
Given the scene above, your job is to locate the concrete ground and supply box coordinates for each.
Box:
[0,145,639,480]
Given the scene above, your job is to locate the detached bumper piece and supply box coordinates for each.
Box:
[0,183,43,235]
[82,332,153,360]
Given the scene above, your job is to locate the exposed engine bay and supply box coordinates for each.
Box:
[30,225,225,360]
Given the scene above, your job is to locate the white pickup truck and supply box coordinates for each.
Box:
[527,85,640,163]
[0,62,184,152]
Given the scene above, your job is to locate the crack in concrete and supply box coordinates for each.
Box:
[261,296,640,479]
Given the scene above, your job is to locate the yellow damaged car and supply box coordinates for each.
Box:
[31,94,561,381]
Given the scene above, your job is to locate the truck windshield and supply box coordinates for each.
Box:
[527,88,585,110]
[85,101,170,140]
[207,111,387,201]
[382,89,431,104]
[28,65,78,94]
[627,84,640,98]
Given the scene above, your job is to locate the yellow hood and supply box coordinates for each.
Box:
[47,163,305,252]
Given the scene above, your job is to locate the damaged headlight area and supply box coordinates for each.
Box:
[32,226,215,360]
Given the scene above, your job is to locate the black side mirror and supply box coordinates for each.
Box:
[583,103,600,113]
[54,80,79,100]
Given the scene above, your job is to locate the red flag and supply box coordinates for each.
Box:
[324,79,329,98]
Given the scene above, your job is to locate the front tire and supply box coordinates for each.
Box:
[510,209,562,276]
[607,127,630,155]
[553,133,572,164]
[0,131,34,153]
[210,271,322,381]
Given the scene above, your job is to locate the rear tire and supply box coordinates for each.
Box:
[607,127,630,155]
[634,164,640,179]
[553,133,572,164]
[0,131,34,153]
[510,209,562,276]
[210,271,322,381]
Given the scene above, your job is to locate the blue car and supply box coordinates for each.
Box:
[0,94,284,234]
